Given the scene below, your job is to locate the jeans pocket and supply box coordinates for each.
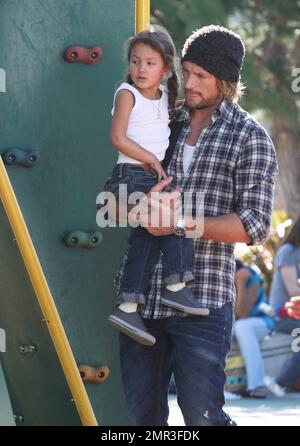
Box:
[130,173,157,194]
[103,175,131,197]
[103,177,112,191]
[134,171,157,181]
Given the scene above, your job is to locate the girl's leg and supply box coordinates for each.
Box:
[108,227,160,346]
[117,227,159,305]
[160,235,194,286]
[159,236,209,315]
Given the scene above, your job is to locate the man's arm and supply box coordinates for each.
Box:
[186,128,278,243]
[186,213,251,243]
[145,127,278,242]
[145,201,250,242]
[233,127,278,246]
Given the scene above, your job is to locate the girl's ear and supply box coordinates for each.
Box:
[165,63,173,75]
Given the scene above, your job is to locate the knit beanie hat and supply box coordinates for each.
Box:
[181,25,245,82]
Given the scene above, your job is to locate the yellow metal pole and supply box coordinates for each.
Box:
[136,0,150,33]
[0,157,98,427]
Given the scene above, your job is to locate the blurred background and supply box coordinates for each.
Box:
[151,0,300,291]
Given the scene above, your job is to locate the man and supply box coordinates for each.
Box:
[117,25,278,426]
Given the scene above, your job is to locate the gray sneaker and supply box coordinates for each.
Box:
[161,288,209,316]
[108,308,156,346]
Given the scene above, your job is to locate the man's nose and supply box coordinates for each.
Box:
[184,74,196,90]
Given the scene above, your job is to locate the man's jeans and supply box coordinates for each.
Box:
[119,302,236,426]
[103,163,194,305]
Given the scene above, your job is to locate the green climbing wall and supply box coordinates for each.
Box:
[0,0,134,426]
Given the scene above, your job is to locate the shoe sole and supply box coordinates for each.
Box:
[161,298,210,316]
[108,316,156,346]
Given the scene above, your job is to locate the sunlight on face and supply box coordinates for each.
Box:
[182,61,222,110]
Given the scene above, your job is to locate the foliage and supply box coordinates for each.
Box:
[235,210,292,296]
[151,0,300,123]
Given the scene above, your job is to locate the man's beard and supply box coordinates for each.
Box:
[185,91,223,110]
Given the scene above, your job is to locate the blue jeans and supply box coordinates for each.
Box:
[104,163,194,305]
[119,302,236,426]
[233,317,269,390]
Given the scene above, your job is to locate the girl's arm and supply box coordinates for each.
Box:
[234,267,259,319]
[110,90,159,165]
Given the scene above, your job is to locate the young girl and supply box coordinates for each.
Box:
[103,26,207,346]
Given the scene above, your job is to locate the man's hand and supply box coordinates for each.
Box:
[139,177,182,236]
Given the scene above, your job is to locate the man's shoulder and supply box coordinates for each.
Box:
[233,103,272,142]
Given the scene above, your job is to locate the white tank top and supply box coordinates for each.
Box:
[111,82,170,165]
[183,143,196,175]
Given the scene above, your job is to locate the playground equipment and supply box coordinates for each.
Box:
[0,0,150,426]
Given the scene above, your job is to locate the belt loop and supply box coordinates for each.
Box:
[118,163,123,178]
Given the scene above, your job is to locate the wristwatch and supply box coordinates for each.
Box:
[173,216,186,237]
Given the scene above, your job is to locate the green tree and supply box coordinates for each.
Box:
[151,0,300,220]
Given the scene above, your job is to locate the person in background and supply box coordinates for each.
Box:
[233,259,275,398]
[264,216,300,395]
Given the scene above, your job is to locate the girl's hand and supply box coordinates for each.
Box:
[150,161,168,181]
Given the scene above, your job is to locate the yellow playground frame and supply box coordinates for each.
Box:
[0,0,150,427]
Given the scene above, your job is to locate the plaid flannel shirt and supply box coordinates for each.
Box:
[115,100,278,318]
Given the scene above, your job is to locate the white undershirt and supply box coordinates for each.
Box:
[183,143,196,176]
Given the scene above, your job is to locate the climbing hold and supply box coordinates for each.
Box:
[19,345,37,354]
[63,46,103,65]
[78,365,110,384]
[63,230,103,249]
[2,148,40,167]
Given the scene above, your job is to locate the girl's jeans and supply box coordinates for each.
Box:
[104,163,194,305]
